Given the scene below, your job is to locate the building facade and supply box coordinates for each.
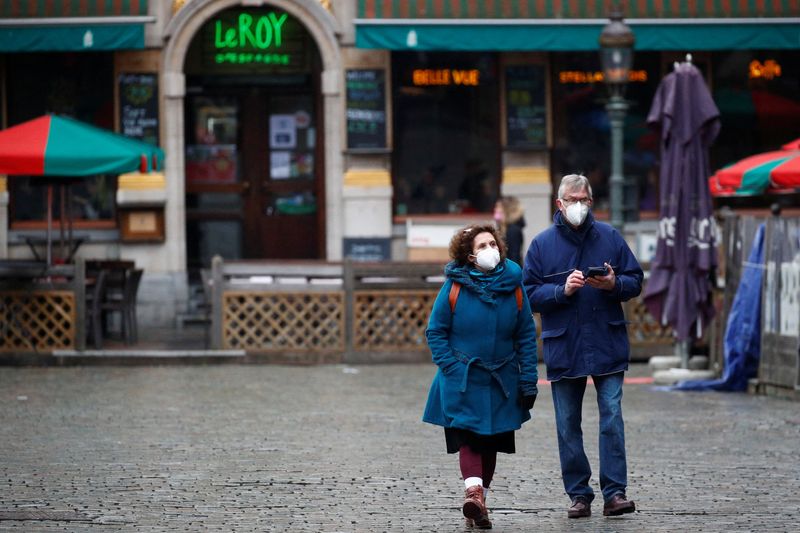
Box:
[1,0,798,327]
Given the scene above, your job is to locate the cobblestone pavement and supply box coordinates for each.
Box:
[1,363,798,532]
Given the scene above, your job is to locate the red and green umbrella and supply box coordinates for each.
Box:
[0,114,164,265]
[0,114,163,176]
[709,141,800,196]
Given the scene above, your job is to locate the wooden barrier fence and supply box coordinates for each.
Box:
[210,256,672,363]
[0,260,85,353]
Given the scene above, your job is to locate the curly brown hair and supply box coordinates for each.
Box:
[448,223,507,265]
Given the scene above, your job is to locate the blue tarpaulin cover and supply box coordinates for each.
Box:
[673,224,765,392]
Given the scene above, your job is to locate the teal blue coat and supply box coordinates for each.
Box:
[422,259,539,435]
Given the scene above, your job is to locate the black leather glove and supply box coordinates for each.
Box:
[518,394,537,410]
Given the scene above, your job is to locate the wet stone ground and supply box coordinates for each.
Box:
[1,363,798,531]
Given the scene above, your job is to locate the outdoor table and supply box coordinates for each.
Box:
[0,260,48,280]
[21,235,86,264]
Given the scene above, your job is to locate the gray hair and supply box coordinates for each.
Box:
[557,174,593,200]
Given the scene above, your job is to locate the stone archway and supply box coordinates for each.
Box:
[161,0,343,270]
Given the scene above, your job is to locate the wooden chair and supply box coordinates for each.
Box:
[101,268,143,344]
[85,270,108,349]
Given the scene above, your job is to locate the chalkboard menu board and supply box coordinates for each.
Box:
[343,237,391,261]
[346,69,386,150]
[505,65,546,149]
[118,73,159,147]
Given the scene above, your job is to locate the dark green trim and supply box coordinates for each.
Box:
[0,23,144,51]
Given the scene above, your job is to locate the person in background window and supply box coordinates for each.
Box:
[459,158,494,213]
[423,223,539,529]
[411,164,448,214]
[494,196,526,265]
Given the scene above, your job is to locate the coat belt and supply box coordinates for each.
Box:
[454,350,516,398]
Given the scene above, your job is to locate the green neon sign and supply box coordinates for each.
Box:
[214,12,288,51]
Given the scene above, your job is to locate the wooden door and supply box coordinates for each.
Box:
[241,89,321,259]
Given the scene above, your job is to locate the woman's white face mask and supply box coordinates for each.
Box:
[474,247,501,270]
[564,201,590,226]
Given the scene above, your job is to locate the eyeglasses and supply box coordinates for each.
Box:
[561,197,592,206]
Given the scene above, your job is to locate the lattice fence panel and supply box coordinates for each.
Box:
[624,296,673,345]
[0,291,76,351]
[354,290,437,351]
[222,291,344,351]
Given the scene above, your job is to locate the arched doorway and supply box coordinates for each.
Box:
[162,0,343,274]
[183,6,324,268]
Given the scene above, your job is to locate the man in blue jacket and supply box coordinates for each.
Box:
[522,174,643,519]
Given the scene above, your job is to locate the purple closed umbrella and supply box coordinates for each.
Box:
[643,62,720,361]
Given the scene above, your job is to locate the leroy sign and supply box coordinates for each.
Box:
[214,12,288,51]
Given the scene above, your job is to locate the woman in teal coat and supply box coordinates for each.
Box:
[422,223,539,529]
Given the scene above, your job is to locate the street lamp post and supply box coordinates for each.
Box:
[599,7,635,231]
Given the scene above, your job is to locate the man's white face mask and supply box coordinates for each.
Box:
[564,201,589,227]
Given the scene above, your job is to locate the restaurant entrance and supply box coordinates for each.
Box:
[182,6,324,270]
[184,84,322,268]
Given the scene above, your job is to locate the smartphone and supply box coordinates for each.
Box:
[584,266,608,278]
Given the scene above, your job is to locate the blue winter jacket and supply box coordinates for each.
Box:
[422,259,539,435]
[522,211,643,381]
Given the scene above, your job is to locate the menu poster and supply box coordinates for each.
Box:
[345,69,386,149]
[118,73,159,146]
[270,114,296,149]
[505,65,546,149]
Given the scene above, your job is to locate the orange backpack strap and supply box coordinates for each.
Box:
[449,281,461,313]
[449,281,522,312]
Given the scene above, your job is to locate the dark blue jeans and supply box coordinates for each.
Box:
[550,372,627,504]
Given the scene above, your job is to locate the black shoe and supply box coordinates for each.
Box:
[603,494,635,516]
[568,497,591,518]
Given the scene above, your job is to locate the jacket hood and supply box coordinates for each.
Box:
[445,258,522,305]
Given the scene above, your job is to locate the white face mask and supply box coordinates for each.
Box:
[474,247,501,270]
[564,201,590,227]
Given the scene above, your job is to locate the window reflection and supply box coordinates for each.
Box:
[551,52,660,219]
[392,52,500,215]
[186,96,240,185]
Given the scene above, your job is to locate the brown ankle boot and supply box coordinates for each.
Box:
[473,491,492,529]
[462,485,486,521]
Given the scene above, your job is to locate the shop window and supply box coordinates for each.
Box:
[6,52,115,228]
[11,176,116,225]
[711,50,800,173]
[551,52,661,219]
[392,52,500,215]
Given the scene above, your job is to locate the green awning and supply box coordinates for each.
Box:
[0,23,144,51]
[355,0,800,51]
[0,0,151,51]
[355,21,800,51]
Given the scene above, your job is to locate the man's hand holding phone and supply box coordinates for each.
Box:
[585,262,616,291]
